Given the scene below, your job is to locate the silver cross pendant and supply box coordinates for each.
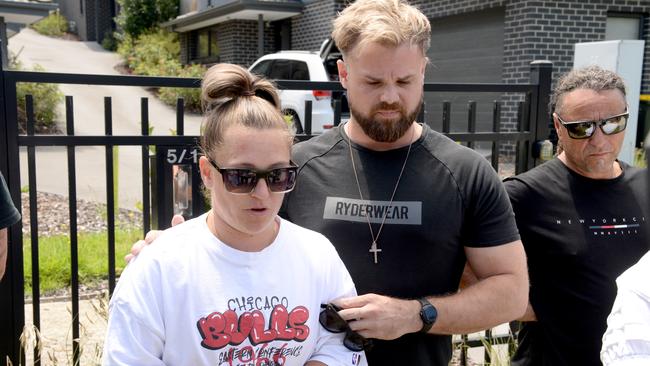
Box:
[369,241,382,264]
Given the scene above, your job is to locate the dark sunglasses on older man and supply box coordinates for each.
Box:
[555,109,629,140]
[206,156,298,194]
[319,303,373,352]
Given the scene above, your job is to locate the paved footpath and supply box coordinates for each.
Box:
[9,28,202,210]
[22,297,107,365]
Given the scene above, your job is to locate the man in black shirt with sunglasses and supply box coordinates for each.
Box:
[505,65,650,366]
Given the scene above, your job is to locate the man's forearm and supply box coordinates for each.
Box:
[428,272,528,335]
[0,228,7,280]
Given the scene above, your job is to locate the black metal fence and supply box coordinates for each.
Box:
[0,61,552,365]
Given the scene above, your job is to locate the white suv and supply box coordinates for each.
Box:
[249,48,347,134]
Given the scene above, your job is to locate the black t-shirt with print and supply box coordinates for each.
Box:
[506,158,650,366]
[281,123,520,365]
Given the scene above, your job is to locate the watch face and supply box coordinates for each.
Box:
[421,304,437,323]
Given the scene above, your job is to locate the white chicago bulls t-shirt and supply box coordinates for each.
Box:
[103,214,365,366]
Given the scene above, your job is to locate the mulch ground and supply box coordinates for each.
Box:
[20,191,142,237]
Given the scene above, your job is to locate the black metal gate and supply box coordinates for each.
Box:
[0,61,552,365]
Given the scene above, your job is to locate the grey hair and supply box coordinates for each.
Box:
[550,65,627,114]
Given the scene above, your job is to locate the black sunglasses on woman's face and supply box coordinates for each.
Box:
[319,303,373,352]
[206,156,298,194]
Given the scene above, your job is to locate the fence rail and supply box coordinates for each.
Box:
[0,61,552,365]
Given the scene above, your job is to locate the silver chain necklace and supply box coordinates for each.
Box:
[347,124,415,264]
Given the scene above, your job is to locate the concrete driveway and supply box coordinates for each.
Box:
[9,28,202,210]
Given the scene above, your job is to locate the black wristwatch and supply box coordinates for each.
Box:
[417,298,437,333]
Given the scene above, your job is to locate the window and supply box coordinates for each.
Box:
[195,27,219,61]
[289,61,309,81]
[250,60,274,77]
[268,60,291,79]
[261,60,309,81]
[606,14,643,40]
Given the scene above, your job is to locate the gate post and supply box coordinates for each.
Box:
[528,60,553,170]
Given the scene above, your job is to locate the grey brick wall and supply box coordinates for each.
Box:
[175,0,650,89]
[499,0,650,141]
[502,0,649,94]
[404,0,649,95]
[411,0,649,149]
[215,20,276,67]
[180,20,275,67]
[412,0,507,18]
[177,0,649,142]
[291,0,346,51]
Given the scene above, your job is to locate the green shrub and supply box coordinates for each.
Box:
[101,31,119,51]
[116,33,135,60]
[158,63,205,113]
[116,0,178,39]
[16,65,64,134]
[31,11,68,37]
[120,29,180,75]
[116,28,204,112]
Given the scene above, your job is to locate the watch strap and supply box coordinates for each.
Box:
[417,297,435,333]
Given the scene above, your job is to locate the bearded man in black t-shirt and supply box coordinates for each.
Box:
[276,1,530,364]
[505,65,650,366]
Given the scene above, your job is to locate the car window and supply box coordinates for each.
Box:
[250,60,273,77]
[268,59,291,79]
[324,57,340,81]
[289,61,310,81]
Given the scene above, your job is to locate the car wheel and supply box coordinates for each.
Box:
[284,110,304,134]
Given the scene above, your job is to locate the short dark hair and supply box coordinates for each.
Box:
[550,65,627,114]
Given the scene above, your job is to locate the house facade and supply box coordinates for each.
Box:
[166,0,649,140]
[55,0,117,43]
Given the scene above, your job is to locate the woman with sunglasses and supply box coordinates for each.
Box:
[103,64,366,366]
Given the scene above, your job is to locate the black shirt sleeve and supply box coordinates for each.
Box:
[462,155,520,247]
[0,172,21,229]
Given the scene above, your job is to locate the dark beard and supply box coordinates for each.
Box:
[349,97,423,143]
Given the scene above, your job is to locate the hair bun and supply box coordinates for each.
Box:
[201,64,280,112]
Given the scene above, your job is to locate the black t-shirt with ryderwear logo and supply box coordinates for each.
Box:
[506,158,650,366]
[281,123,520,365]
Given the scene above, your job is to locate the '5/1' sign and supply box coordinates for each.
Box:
[166,147,199,164]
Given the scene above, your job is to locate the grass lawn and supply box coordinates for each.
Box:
[23,228,142,295]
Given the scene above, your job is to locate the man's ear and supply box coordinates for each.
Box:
[337,59,349,89]
[418,57,427,87]
[198,156,213,187]
[552,113,561,134]
[421,57,428,78]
